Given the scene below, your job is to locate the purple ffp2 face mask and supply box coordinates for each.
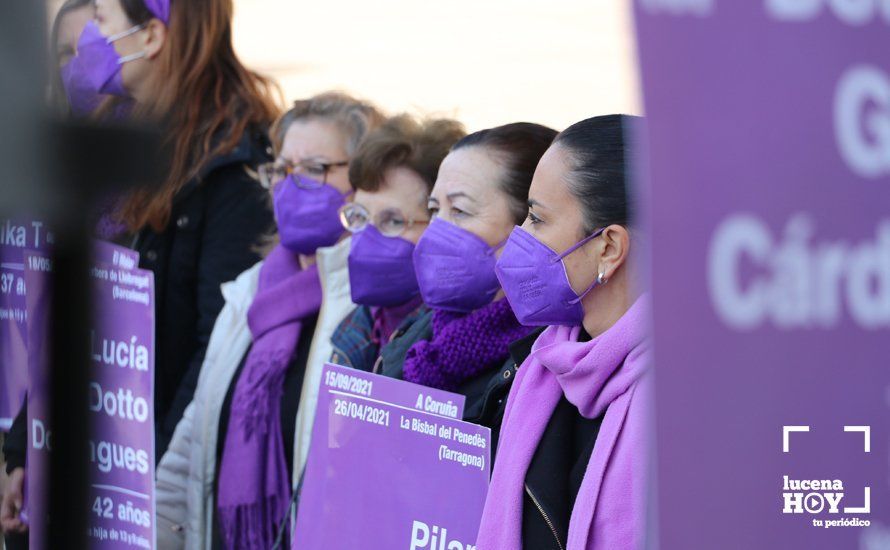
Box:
[348,224,420,307]
[495,225,604,327]
[274,175,349,255]
[412,218,504,313]
[60,58,102,116]
[63,21,145,102]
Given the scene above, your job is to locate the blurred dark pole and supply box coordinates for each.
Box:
[2,3,161,549]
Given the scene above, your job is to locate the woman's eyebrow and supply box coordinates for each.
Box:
[447,191,476,202]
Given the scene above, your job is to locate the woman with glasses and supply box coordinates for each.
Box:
[330,114,466,372]
[370,122,558,452]
[155,92,383,550]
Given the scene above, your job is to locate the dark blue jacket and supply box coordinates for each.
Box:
[330,304,429,373]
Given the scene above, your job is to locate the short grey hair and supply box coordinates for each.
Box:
[269,91,385,157]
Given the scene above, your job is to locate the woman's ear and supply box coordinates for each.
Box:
[599,224,630,282]
[141,19,167,60]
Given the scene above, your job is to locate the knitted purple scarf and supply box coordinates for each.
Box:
[403,298,532,391]
[217,245,322,550]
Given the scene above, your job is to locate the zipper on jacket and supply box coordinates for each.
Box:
[525,483,565,550]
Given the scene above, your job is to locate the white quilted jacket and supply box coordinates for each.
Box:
[154,238,355,549]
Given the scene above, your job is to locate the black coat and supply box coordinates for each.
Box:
[516,330,605,550]
[134,127,275,457]
[2,128,275,467]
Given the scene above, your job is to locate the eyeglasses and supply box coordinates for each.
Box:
[257,158,349,190]
[338,202,430,237]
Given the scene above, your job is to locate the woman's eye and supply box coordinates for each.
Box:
[527,211,542,224]
[428,206,439,217]
[451,207,467,218]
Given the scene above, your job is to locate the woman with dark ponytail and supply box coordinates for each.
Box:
[478,114,652,550]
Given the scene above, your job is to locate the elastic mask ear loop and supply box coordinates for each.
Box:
[107,23,147,65]
[552,227,606,305]
[106,23,146,43]
[118,51,147,64]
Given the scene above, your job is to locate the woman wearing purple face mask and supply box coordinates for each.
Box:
[477,115,652,550]
[51,0,99,116]
[345,122,557,453]
[85,0,287,466]
[330,115,466,371]
[0,4,131,547]
[155,93,384,550]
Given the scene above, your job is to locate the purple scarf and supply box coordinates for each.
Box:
[217,245,322,550]
[370,296,424,347]
[476,295,653,550]
[403,298,532,391]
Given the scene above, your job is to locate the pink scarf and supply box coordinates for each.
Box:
[476,295,653,550]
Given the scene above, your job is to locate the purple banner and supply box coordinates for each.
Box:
[294,363,488,550]
[25,242,155,549]
[23,251,52,550]
[634,2,890,548]
[1,219,51,429]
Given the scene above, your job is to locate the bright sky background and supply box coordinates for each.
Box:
[47,0,642,131]
[232,0,642,131]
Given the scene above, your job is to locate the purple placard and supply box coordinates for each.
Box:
[87,258,155,549]
[294,363,488,550]
[24,242,155,549]
[634,2,890,548]
[1,219,51,429]
[93,240,139,271]
[24,251,53,550]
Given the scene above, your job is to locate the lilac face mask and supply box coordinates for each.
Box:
[63,21,146,101]
[273,174,350,255]
[412,218,504,313]
[495,225,605,327]
[60,59,102,116]
[348,225,420,307]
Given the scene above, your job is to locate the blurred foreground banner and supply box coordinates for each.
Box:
[635,1,890,548]
[0,219,50,429]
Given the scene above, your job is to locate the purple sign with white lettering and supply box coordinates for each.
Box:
[294,364,488,550]
[634,1,890,548]
[88,253,155,549]
[1,219,51,429]
[24,251,52,550]
[25,242,155,549]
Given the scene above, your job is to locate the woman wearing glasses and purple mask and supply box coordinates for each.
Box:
[477,115,652,550]
[330,114,466,370]
[156,92,383,550]
[347,122,558,452]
